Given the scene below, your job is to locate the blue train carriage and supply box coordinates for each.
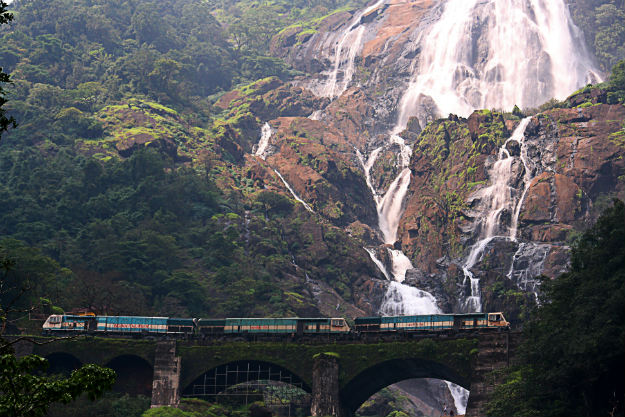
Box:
[222,317,350,335]
[354,312,509,332]
[298,318,350,335]
[197,318,226,336]
[224,318,298,334]
[96,316,169,334]
[42,314,97,334]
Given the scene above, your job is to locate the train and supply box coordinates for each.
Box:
[42,312,509,337]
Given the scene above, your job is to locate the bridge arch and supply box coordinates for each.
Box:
[340,358,470,414]
[45,352,82,376]
[182,360,311,400]
[105,354,154,396]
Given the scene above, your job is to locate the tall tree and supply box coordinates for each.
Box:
[0,0,17,139]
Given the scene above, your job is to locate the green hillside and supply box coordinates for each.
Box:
[0,0,375,323]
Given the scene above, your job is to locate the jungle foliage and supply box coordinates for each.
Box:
[0,148,319,320]
[0,354,116,417]
[487,200,625,417]
[568,0,625,71]
[0,0,374,323]
[0,0,15,138]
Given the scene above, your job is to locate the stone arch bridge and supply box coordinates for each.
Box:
[20,332,519,417]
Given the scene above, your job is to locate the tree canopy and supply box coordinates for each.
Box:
[0,354,115,417]
[487,200,625,417]
[0,0,16,138]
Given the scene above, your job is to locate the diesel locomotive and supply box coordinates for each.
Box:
[42,312,508,337]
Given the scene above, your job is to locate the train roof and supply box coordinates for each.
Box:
[355,312,495,320]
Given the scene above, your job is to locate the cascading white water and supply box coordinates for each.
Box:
[357,135,440,313]
[357,140,413,247]
[507,242,550,300]
[364,247,390,280]
[357,129,442,314]
[322,0,386,98]
[273,169,315,213]
[445,381,469,416]
[461,117,534,311]
[387,248,413,283]
[256,122,315,214]
[378,167,412,244]
[308,110,323,120]
[255,122,273,160]
[396,0,601,129]
[380,281,441,316]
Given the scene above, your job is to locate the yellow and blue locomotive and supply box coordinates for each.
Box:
[353,312,509,332]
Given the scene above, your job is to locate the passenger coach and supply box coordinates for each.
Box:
[354,312,509,332]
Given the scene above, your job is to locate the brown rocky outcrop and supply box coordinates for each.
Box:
[395,101,624,315]
[259,116,377,227]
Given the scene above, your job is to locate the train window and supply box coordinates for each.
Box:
[50,316,61,323]
[331,319,344,327]
[489,314,501,321]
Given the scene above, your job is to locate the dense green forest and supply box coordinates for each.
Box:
[0,0,374,325]
[0,0,623,416]
[0,144,372,321]
[487,200,625,417]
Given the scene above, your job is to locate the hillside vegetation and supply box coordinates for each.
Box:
[0,0,377,323]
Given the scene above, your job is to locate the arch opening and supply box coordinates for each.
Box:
[182,360,310,415]
[356,379,469,417]
[105,355,153,396]
[341,358,470,415]
[45,352,82,376]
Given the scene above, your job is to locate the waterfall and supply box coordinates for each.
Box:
[358,136,441,314]
[507,242,550,300]
[322,0,386,98]
[308,110,323,120]
[378,167,412,244]
[255,123,272,160]
[445,382,469,416]
[460,117,535,311]
[357,140,413,248]
[380,281,441,316]
[396,0,601,129]
[273,169,315,213]
[364,247,390,280]
[358,139,440,314]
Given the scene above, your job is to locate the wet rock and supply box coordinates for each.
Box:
[405,268,453,313]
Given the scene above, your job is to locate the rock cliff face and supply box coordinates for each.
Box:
[398,98,625,317]
[81,0,623,325]
[67,0,624,413]
[261,0,621,320]
[175,0,625,321]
